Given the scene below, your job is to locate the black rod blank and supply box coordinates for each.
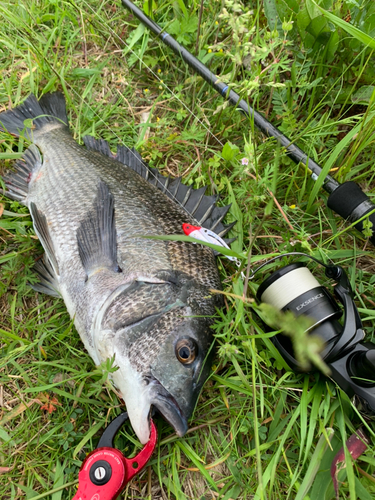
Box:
[121,0,375,245]
[121,0,339,193]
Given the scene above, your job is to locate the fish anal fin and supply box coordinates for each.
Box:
[77,180,120,279]
[29,202,59,275]
[2,144,42,202]
[31,254,60,297]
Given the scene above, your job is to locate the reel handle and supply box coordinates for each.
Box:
[329,342,375,414]
[323,266,364,362]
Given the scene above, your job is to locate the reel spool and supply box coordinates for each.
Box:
[257,262,342,359]
[254,253,375,413]
[254,254,363,371]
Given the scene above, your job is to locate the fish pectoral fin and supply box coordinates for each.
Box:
[31,253,61,297]
[77,179,120,280]
[29,202,59,276]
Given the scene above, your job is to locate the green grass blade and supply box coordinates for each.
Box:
[311,0,375,49]
[51,459,64,500]
[0,327,31,345]
[307,111,375,209]
[141,233,246,259]
[72,420,105,459]
[177,441,219,492]
[295,428,334,500]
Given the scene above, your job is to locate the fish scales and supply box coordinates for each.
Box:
[34,129,200,277]
[33,130,219,331]
[0,92,230,444]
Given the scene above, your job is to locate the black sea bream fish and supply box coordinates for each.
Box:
[0,92,234,443]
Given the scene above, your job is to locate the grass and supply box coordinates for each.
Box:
[1,0,375,498]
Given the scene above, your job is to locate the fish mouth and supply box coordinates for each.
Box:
[150,377,188,437]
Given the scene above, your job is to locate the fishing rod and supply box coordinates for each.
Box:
[122,0,375,245]
[120,0,375,415]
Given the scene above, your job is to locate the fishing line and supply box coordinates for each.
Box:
[282,209,335,262]
[121,0,375,248]
[2,0,303,242]
[78,0,306,240]
[76,1,317,247]
[77,0,227,149]
[76,0,324,242]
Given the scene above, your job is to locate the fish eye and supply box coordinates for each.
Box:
[176,339,197,364]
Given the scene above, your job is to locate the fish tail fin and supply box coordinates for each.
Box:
[0,92,68,140]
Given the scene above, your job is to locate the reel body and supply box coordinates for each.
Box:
[257,262,342,367]
[256,257,375,413]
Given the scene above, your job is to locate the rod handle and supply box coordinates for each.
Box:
[327,181,375,244]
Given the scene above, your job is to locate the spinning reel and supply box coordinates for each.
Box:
[254,253,375,414]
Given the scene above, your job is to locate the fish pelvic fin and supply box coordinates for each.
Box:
[2,144,42,202]
[77,180,120,279]
[83,135,235,241]
[31,254,61,298]
[30,202,60,276]
[0,92,68,141]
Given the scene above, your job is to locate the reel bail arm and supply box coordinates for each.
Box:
[257,254,375,414]
[323,265,364,363]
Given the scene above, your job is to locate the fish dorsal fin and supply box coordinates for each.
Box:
[77,180,120,279]
[29,202,59,276]
[3,144,42,202]
[83,135,113,158]
[83,135,235,239]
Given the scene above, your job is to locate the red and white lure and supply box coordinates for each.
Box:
[182,224,244,280]
[182,223,236,261]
